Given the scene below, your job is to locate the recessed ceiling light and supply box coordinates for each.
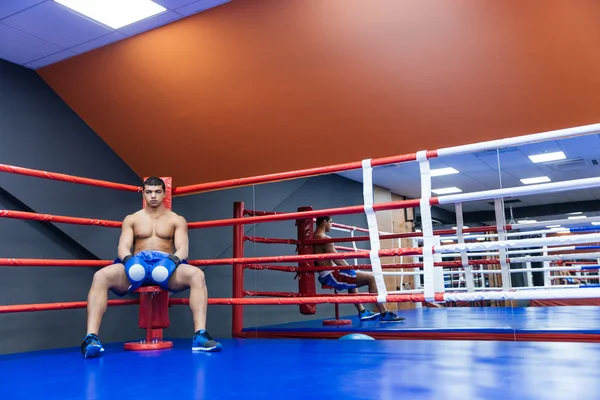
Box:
[441,239,454,243]
[546,225,561,228]
[55,0,166,29]
[520,176,551,185]
[528,151,566,163]
[452,226,469,230]
[568,215,586,219]
[430,167,459,177]
[517,220,538,224]
[431,187,462,195]
[592,222,600,226]
[476,237,486,241]
[567,212,582,215]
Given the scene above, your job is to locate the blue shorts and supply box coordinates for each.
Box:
[318,270,358,291]
[113,250,188,295]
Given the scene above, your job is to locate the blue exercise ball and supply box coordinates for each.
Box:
[339,333,375,341]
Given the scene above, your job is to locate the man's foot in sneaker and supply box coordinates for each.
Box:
[81,333,104,358]
[192,330,222,352]
[359,309,380,321]
[379,311,405,322]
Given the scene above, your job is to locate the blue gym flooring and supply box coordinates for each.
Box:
[243,306,600,338]
[1,338,600,399]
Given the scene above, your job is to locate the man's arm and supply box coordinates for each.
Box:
[117,215,135,260]
[324,242,349,266]
[172,216,189,261]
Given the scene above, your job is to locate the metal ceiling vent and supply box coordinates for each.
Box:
[543,158,599,171]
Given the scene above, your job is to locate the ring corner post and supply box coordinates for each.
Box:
[297,206,317,315]
[232,201,245,337]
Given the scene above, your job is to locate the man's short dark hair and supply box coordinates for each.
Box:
[316,216,331,226]
[143,177,166,191]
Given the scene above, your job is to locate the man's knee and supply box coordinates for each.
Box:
[191,268,206,286]
[91,269,110,287]
[92,264,126,289]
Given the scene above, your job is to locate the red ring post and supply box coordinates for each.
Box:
[232,201,245,337]
[297,207,317,314]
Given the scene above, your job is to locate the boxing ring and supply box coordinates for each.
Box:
[3,123,600,399]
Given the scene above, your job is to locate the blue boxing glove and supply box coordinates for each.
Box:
[123,254,147,284]
[150,254,181,288]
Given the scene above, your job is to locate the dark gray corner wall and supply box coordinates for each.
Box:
[0,59,142,354]
[170,174,369,339]
[0,190,141,354]
[0,59,142,258]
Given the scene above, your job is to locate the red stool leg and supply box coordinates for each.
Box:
[323,289,352,326]
[124,287,174,351]
[145,292,153,345]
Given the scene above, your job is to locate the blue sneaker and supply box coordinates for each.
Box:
[379,311,405,323]
[81,333,104,358]
[359,309,380,321]
[192,330,222,352]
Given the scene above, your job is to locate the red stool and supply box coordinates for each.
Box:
[124,286,173,351]
[321,285,352,326]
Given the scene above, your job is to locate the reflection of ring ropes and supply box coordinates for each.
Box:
[1,123,600,340]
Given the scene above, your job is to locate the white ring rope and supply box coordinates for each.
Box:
[433,233,600,253]
[435,123,600,157]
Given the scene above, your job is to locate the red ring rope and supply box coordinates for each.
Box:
[188,198,430,229]
[244,236,297,245]
[0,292,444,314]
[0,164,141,192]
[244,291,300,297]
[0,259,111,266]
[178,293,445,305]
[0,299,138,313]
[304,226,502,244]
[173,151,438,195]
[0,257,503,269]
[243,209,281,216]
[246,265,299,272]
[189,247,422,266]
[0,210,122,227]
[334,245,357,252]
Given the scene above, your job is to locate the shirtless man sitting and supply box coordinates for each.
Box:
[80,177,222,358]
[312,216,404,322]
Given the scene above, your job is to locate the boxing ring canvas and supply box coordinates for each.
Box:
[243,306,600,342]
[1,338,599,400]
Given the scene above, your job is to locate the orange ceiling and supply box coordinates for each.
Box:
[38,0,600,187]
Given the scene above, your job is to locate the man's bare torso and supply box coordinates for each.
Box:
[130,209,179,254]
[312,232,333,267]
